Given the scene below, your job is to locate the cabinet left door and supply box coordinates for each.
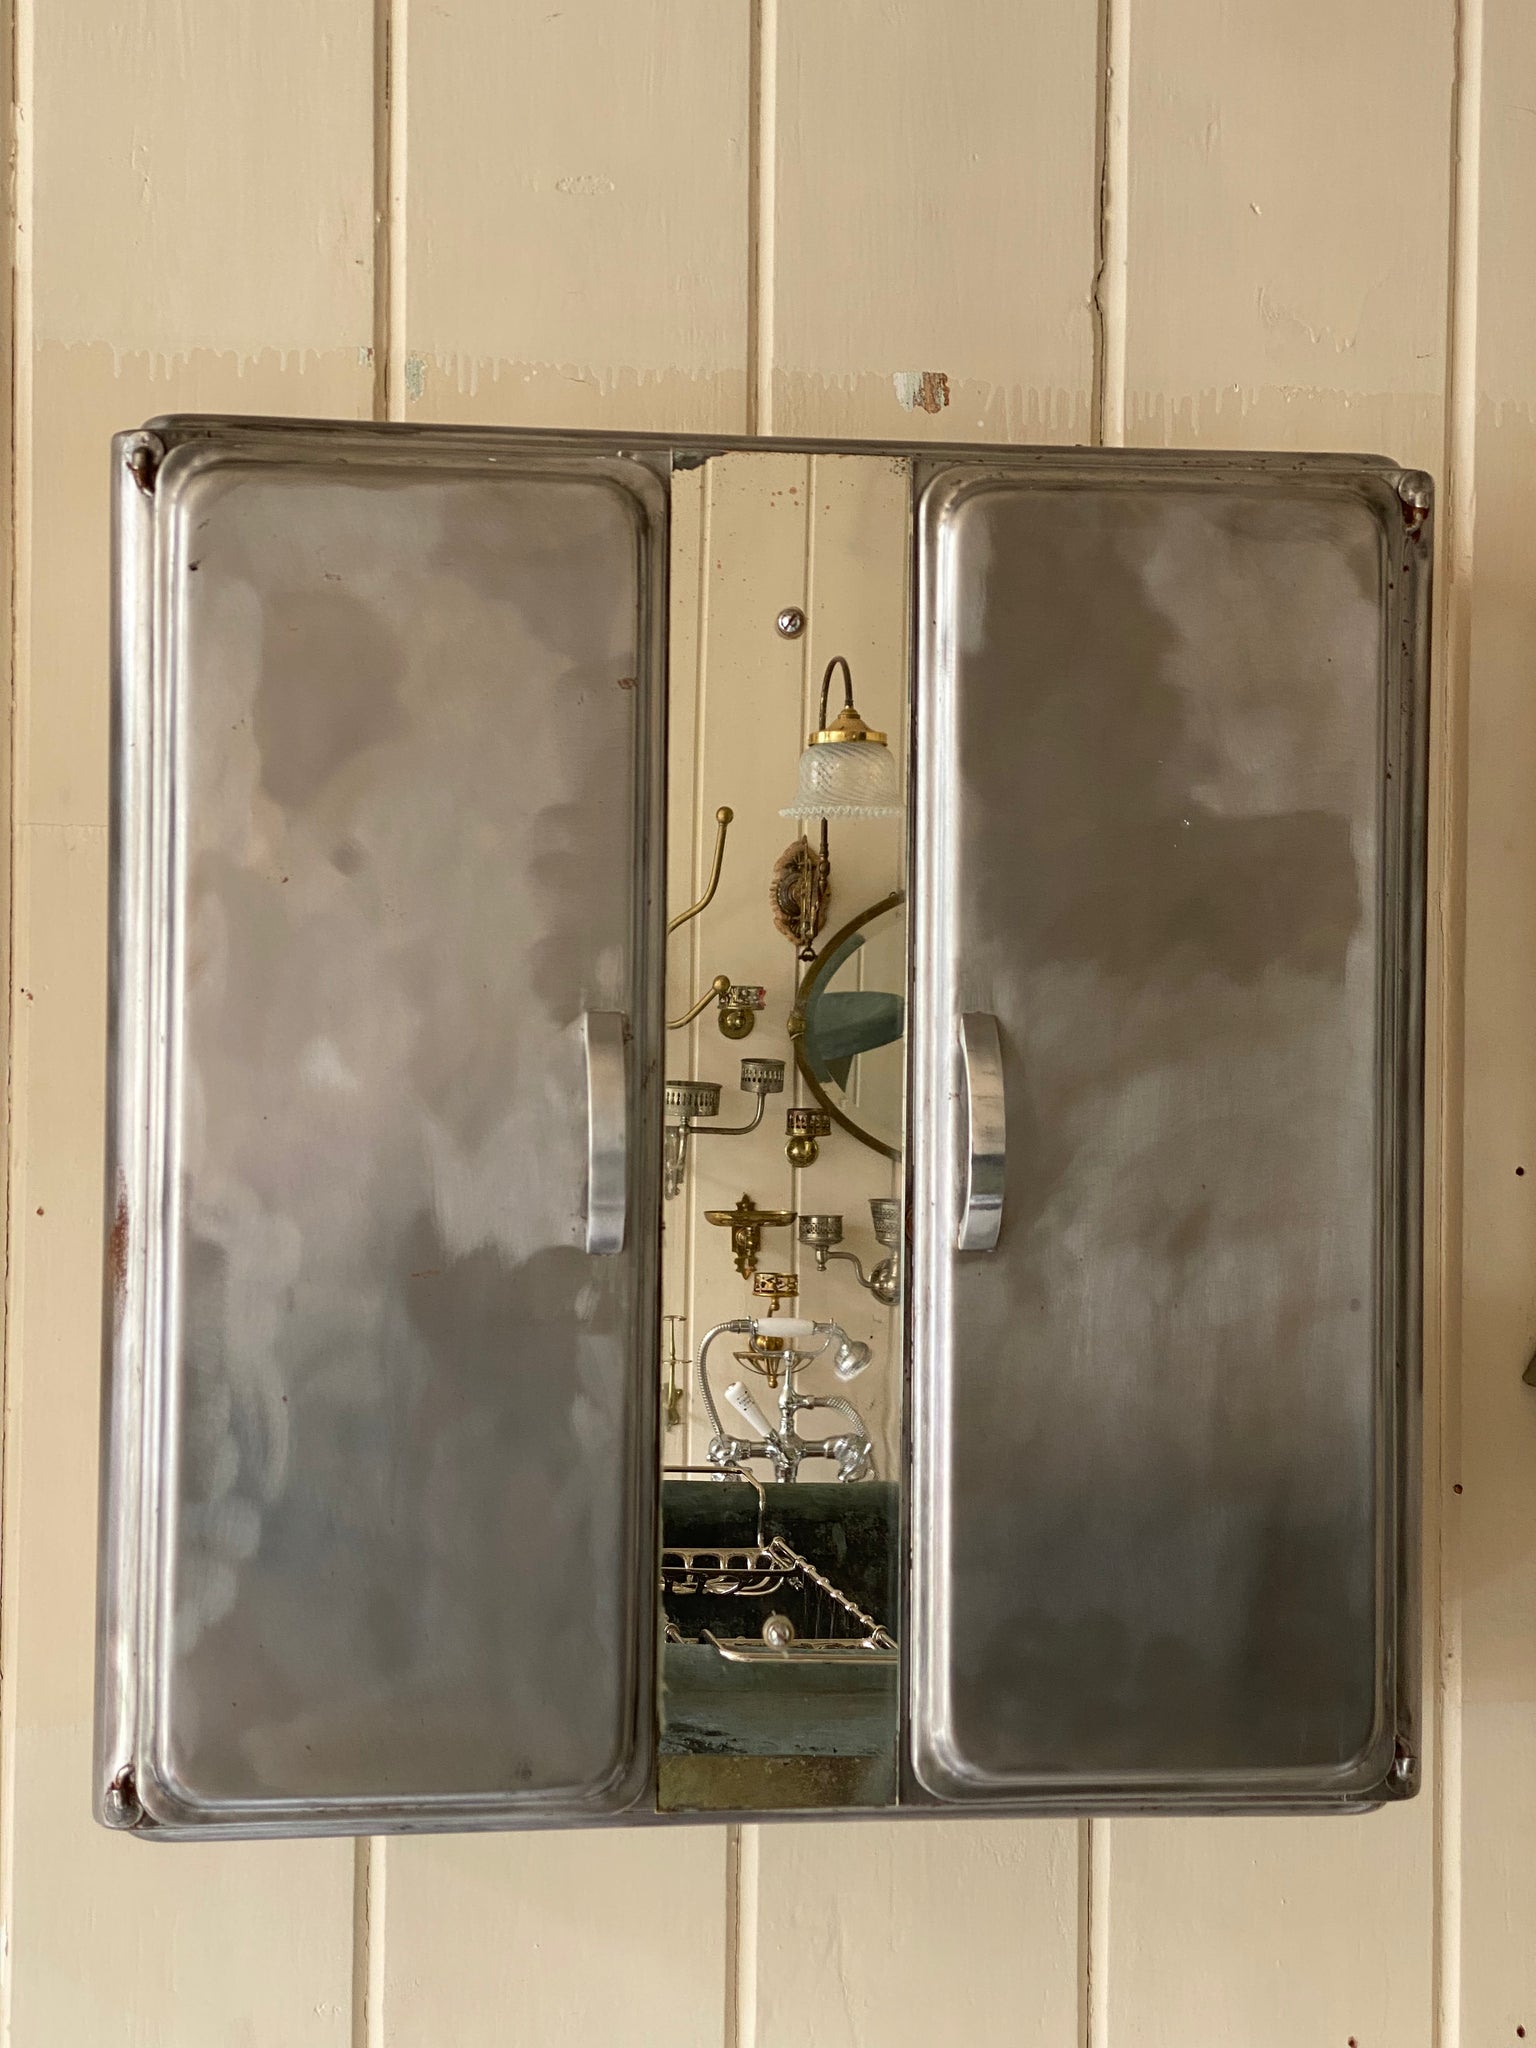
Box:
[97,421,668,1838]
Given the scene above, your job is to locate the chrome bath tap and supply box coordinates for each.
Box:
[695,1317,874,1483]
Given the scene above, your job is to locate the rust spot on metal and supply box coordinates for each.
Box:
[126,441,161,496]
[109,1177,130,1322]
[915,370,950,414]
[616,675,637,690]
[1396,469,1432,537]
[103,1765,145,1830]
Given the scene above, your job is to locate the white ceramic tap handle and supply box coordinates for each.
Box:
[724,1381,774,1438]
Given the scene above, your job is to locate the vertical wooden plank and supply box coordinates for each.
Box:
[1458,0,1536,2036]
[1,1,376,2035]
[377,460,736,2048]
[753,1817,1081,2048]
[1105,1812,1432,2047]
[0,10,17,2020]
[6,838,358,2047]
[1123,0,1450,465]
[402,0,750,431]
[771,0,1100,442]
[382,1830,729,2048]
[1107,6,1454,2044]
[379,14,753,2042]
[686,453,1086,2048]
[25,4,377,836]
[749,8,1098,2040]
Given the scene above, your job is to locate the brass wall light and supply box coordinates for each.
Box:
[774,656,902,960]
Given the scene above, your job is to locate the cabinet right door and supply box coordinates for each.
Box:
[906,455,1429,1811]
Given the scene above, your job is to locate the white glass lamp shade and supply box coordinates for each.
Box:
[781,709,903,821]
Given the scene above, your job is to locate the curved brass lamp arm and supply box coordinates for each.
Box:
[818,655,854,729]
[668,807,734,936]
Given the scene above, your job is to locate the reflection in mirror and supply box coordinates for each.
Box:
[793,892,907,1161]
[659,1468,900,1812]
[657,450,909,1815]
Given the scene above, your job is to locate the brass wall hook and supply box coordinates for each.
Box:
[668,807,733,935]
[667,806,767,1037]
[669,973,732,1030]
[666,975,767,1038]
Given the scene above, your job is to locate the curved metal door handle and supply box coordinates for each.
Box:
[957,1012,1005,1252]
[583,1012,628,1255]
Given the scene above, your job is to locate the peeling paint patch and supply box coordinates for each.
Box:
[1256,286,1358,354]
[893,369,950,414]
[404,353,426,402]
[377,353,746,426]
[554,173,615,196]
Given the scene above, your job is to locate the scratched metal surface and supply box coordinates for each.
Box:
[100,431,665,1833]
[907,464,1428,1806]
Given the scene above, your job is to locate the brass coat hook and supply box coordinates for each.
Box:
[666,807,762,1037]
[670,973,732,1030]
[667,977,767,1036]
[668,807,733,935]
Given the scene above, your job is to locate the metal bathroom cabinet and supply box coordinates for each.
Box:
[96,417,1430,1837]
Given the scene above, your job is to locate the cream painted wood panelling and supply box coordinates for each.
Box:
[404,0,750,430]
[1458,3,1536,2041]
[1105,4,1456,2043]
[3,2,1530,2045]
[4,2,373,2043]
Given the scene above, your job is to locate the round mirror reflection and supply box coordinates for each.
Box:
[791,891,905,1160]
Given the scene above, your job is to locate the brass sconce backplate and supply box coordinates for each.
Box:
[704,1192,796,1278]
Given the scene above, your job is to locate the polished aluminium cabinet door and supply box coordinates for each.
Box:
[907,455,1430,1811]
[98,421,667,1837]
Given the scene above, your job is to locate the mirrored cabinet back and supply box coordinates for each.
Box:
[96,418,1431,1838]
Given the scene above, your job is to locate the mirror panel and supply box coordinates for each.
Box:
[795,890,907,1159]
[657,451,909,1814]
